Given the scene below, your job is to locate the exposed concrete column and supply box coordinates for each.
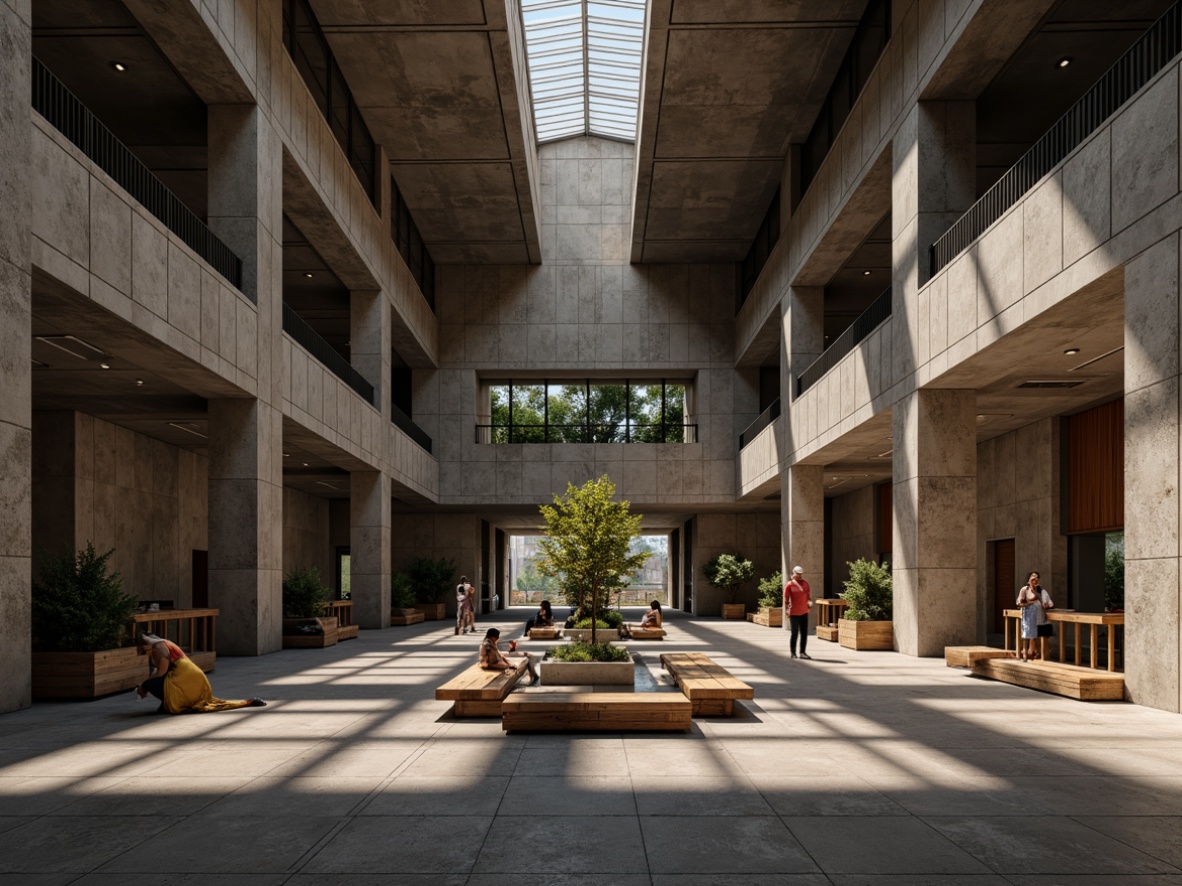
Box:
[1124,234,1181,713]
[350,471,391,629]
[892,101,975,379]
[0,0,32,713]
[892,389,977,656]
[351,290,390,421]
[781,464,824,631]
[781,285,823,401]
[207,399,284,655]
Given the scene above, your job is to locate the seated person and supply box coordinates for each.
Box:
[525,600,554,634]
[623,600,663,636]
[479,627,537,684]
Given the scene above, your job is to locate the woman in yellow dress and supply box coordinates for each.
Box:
[135,632,266,713]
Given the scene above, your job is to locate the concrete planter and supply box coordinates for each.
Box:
[539,655,635,685]
[414,603,447,621]
[564,627,618,643]
[721,603,747,619]
[837,618,893,650]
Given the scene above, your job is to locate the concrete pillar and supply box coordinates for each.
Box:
[782,464,824,631]
[782,285,823,401]
[351,290,390,421]
[207,399,284,655]
[0,0,32,713]
[892,388,977,656]
[1124,234,1181,712]
[893,101,975,380]
[350,470,391,629]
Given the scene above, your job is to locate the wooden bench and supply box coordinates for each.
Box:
[327,601,359,640]
[660,652,754,716]
[620,627,666,640]
[527,626,562,640]
[436,659,530,716]
[501,692,692,733]
[945,645,1011,668]
[390,609,425,626]
[970,657,1124,701]
[814,599,849,641]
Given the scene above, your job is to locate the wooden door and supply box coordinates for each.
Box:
[993,539,1015,633]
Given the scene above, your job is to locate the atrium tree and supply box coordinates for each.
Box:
[536,475,650,644]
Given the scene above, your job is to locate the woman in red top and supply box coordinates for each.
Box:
[784,566,813,659]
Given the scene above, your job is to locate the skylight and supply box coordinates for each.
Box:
[521,0,646,144]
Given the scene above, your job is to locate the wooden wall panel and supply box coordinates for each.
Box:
[1068,399,1124,534]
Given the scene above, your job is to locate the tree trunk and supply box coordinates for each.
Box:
[590,581,599,645]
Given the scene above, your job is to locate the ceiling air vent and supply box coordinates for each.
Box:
[1017,380,1084,389]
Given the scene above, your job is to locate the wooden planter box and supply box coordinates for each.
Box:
[721,603,747,620]
[282,616,339,648]
[390,608,425,626]
[752,607,783,627]
[414,603,447,621]
[838,618,893,650]
[32,647,142,699]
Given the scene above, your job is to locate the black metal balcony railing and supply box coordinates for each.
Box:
[931,0,1182,277]
[796,286,892,398]
[475,424,698,444]
[282,303,375,406]
[739,399,780,450]
[392,403,432,454]
[31,58,244,293]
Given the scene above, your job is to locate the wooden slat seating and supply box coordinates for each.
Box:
[620,626,666,640]
[945,646,1011,669]
[527,626,562,640]
[436,658,531,717]
[970,657,1124,701]
[660,652,754,716]
[501,693,692,733]
[390,608,425,626]
[326,600,359,640]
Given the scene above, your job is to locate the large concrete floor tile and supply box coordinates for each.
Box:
[1072,816,1182,869]
[289,877,465,886]
[469,877,651,886]
[266,746,419,778]
[474,815,647,873]
[0,816,33,835]
[303,815,491,873]
[623,742,743,778]
[759,775,909,816]
[927,814,1180,875]
[0,876,80,885]
[641,815,818,874]
[361,776,510,816]
[71,876,288,885]
[784,816,992,875]
[0,744,148,778]
[651,877,831,886]
[499,775,635,814]
[514,746,628,777]
[0,815,183,873]
[0,776,126,815]
[406,743,522,777]
[136,747,304,778]
[194,776,382,816]
[633,775,773,816]
[98,814,340,874]
[50,775,252,816]
[826,876,1013,885]
[1029,777,1182,816]
[1005,878,1182,885]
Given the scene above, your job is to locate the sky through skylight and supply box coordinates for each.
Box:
[521,0,646,143]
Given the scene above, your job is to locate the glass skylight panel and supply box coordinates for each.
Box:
[522,0,645,143]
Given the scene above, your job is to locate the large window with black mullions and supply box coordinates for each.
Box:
[481,380,693,444]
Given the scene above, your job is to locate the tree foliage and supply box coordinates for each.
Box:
[839,558,893,621]
[407,556,457,604]
[537,475,650,644]
[390,570,416,609]
[32,543,137,652]
[758,570,784,609]
[516,560,558,594]
[703,553,757,604]
[1104,532,1124,611]
[491,383,686,443]
[283,566,331,619]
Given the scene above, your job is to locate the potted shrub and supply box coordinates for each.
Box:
[408,556,456,620]
[838,558,893,650]
[31,543,140,698]
[752,570,783,627]
[704,553,756,619]
[389,569,424,625]
[540,641,634,685]
[282,566,338,648]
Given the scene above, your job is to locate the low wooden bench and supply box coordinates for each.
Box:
[527,626,562,640]
[327,601,359,640]
[620,627,666,640]
[501,692,692,733]
[436,659,530,716]
[971,657,1124,701]
[660,652,754,716]
[390,609,425,626]
[945,645,1011,668]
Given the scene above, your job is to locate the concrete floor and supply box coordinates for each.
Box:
[2,609,1181,885]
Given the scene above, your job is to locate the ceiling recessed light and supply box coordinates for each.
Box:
[303,272,313,278]
[1057,57,1071,68]
[862,270,872,276]
[111,62,127,72]
[99,362,111,369]
[135,379,144,386]
[283,453,291,458]
[302,462,309,467]
[1063,347,1080,355]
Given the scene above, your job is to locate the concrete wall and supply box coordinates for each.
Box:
[694,512,781,615]
[32,412,208,606]
[418,137,757,507]
[829,486,877,598]
[391,512,482,615]
[282,487,332,583]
